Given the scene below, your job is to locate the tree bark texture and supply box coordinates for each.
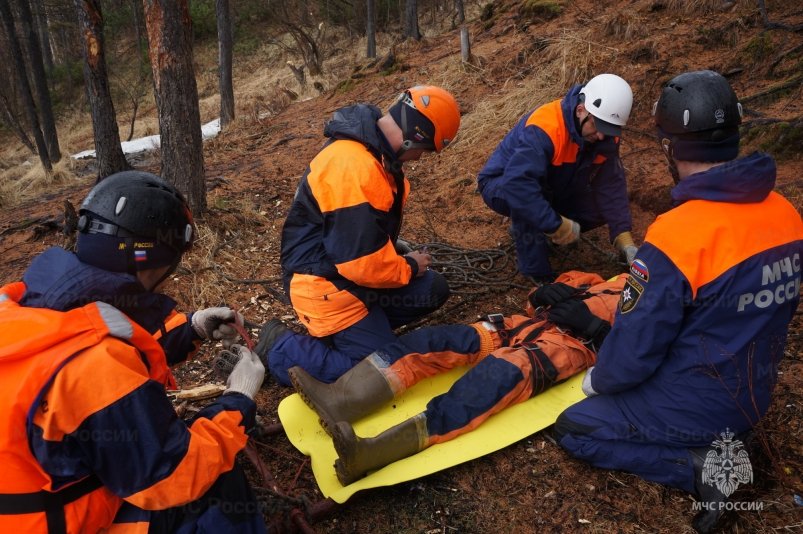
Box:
[75,0,130,181]
[142,0,206,214]
[216,0,234,129]
[460,26,471,63]
[0,93,36,153]
[404,0,421,41]
[366,0,376,58]
[0,0,51,170]
[455,0,465,25]
[15,0,61,162]
[31,0,53,73]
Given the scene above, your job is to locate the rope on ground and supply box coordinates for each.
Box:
[417,241,531,294]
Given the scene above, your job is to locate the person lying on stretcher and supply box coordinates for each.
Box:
[287,270,628,486]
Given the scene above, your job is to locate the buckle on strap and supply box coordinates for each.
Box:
[486,313,505,330]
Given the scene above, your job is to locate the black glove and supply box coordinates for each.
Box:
[548,300,610,345]
[529,282,577,307]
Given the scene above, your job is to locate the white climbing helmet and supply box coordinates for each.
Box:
[579,73,633,137]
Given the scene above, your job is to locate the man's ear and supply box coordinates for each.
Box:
[575,102,586,118]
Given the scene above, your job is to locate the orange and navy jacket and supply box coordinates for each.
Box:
[592,152,803,440]
[0,248,255,533]
[281,104,418,337]
[477,84,632,241]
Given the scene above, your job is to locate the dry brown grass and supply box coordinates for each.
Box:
[664,0,751,13]
[0,155,82,207]
[601,11,647,40]
[444,28,618,155]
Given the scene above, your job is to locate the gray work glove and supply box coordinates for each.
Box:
[622,245,638,266]
[191,307,243,348]
[220,345,265,400]
[581,367,598,398]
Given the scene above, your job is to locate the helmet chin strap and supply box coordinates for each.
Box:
[660,136,681,185]
[395,104,434,160]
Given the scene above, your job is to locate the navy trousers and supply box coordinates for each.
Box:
[554,395,697,494]
[268,270,449,385]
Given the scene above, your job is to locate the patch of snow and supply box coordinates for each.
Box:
[71,118,222,160]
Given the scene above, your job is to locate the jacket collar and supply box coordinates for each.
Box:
[671,152,776,206]
[20,247,177,334]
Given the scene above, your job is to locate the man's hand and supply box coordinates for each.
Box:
[406,250,432,277]
[220,345,265,400]
[529,282,577,307]
[191,307,243,347]
[548,300,610,343]
[613,231,638,265]
[622,245,638,265]
[547,216,580,246]
[395,238,414,255]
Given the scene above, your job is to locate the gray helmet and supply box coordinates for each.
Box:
[76,171,194,274]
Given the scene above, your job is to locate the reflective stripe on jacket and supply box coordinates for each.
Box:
[0,282,254,533]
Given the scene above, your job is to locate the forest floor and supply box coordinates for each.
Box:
[0,0,802,532]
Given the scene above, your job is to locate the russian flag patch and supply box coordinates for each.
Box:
[134,250,148,262]
[630,259,649,282]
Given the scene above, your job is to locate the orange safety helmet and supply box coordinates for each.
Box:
[390,85,461,152]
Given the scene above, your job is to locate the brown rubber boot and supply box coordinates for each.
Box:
[332,414,427,486]
[288,354,395,436]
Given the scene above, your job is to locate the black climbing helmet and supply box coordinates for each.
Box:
[76,171,194,274]
[653,70,743,162]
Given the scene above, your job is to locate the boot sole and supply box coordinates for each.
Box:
[332,422,361,486]
[288,368,338,436]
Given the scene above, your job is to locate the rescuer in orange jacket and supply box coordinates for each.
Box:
[554,71,803,533]
[0,172,266,533]
[263,86,462,387]
[284,271,627,485]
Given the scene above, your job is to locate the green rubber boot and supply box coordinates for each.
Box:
[288,354,395,436]
[332,414,427,486]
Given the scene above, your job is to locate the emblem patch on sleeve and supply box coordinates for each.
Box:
[630,259,649,282]
[619,278,644,314]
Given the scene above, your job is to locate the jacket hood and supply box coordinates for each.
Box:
[20,247,176,333]
[561,85,584,145]
[323,104,395,160]
[671,152,776,206]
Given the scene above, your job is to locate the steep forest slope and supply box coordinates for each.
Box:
[0,0,801,532]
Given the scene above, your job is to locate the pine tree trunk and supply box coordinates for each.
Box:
[132,0,146,59]
[366,0,376,58]
[31,0,53,73]
[0,0,51,171]
[143,0,206,214]
[0,93,36,153]
[16,0,61,162]
[216,0,234,129]
[75,0,130,181]
[455,0,465,25]
[404,0,421,41]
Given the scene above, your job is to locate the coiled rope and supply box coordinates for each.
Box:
[416,241,530,294]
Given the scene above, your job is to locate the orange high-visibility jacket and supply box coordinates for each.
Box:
[0,282,253,533]
[280,104,416,337]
